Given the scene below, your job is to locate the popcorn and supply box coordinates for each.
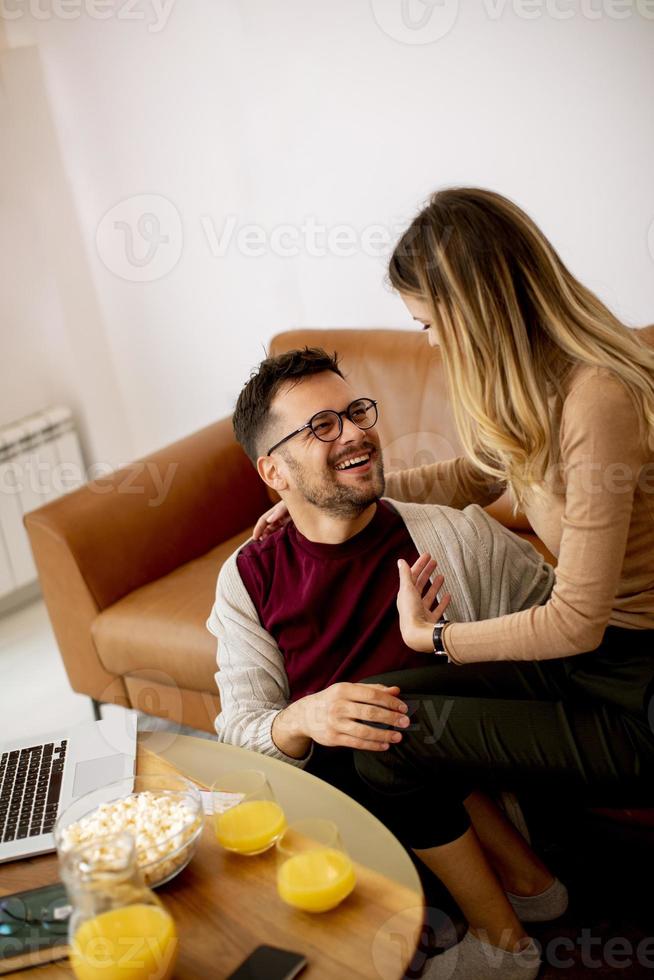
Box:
[59,791,203,885]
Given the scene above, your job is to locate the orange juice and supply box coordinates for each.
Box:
[277,848,356,912]
[70,904,177,980]
[215,799,286,854]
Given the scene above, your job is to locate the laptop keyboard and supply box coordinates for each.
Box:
[0,739,68,843]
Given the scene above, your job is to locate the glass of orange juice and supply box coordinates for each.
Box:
[276,818,356,913]
[59,833,178,980]
[211,770,286,856]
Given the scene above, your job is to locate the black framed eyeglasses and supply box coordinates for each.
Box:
[267,397,379,456]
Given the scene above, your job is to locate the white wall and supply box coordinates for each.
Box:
[0,43,133,467]
[3,1,654,465]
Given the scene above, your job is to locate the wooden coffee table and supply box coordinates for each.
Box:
[1,733,424,979]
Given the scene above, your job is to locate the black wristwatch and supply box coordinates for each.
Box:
[432,618,450,660]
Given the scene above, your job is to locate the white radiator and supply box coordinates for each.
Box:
[0,407,85,599]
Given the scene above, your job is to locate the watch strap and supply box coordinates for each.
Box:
[432,619,450,659]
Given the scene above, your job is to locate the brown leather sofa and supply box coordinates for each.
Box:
[24,326,653,736]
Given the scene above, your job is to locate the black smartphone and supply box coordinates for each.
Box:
[226,945,308,980]
[0,882,71,972]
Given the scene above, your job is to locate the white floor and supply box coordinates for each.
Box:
[0,597,214,743]
[0,599,97,740]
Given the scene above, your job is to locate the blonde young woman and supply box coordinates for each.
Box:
[254,189,654,978]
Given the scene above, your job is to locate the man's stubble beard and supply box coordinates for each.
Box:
[284,450,386,519]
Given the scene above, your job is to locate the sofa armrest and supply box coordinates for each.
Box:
[23,417,269,702]
[25,416,269,611]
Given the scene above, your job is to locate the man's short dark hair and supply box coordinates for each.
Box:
[233,347,344,464]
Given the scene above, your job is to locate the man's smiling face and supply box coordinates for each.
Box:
[265,371,385,518]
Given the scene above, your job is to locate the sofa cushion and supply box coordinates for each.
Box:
[92,528,251,693]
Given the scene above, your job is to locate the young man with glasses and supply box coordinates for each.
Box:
[207,347,567,978]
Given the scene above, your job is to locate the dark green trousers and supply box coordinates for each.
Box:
[353,626,654,849]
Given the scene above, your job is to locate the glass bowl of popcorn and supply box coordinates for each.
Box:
[54,773,204,887]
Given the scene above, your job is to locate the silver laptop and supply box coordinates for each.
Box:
[0,710,137,864]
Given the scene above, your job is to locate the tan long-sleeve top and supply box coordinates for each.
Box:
[385,365,654,664]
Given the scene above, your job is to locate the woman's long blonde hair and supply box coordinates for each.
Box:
[388,187,654,504]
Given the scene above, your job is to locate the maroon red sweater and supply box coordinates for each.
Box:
[236,501,428,701]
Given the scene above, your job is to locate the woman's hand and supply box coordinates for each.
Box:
[397,554,451,652]
[252,501,291,540]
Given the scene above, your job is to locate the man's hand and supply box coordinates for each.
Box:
[253,501,291,540]
[396,554,451,653]
[272,682,410,758]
